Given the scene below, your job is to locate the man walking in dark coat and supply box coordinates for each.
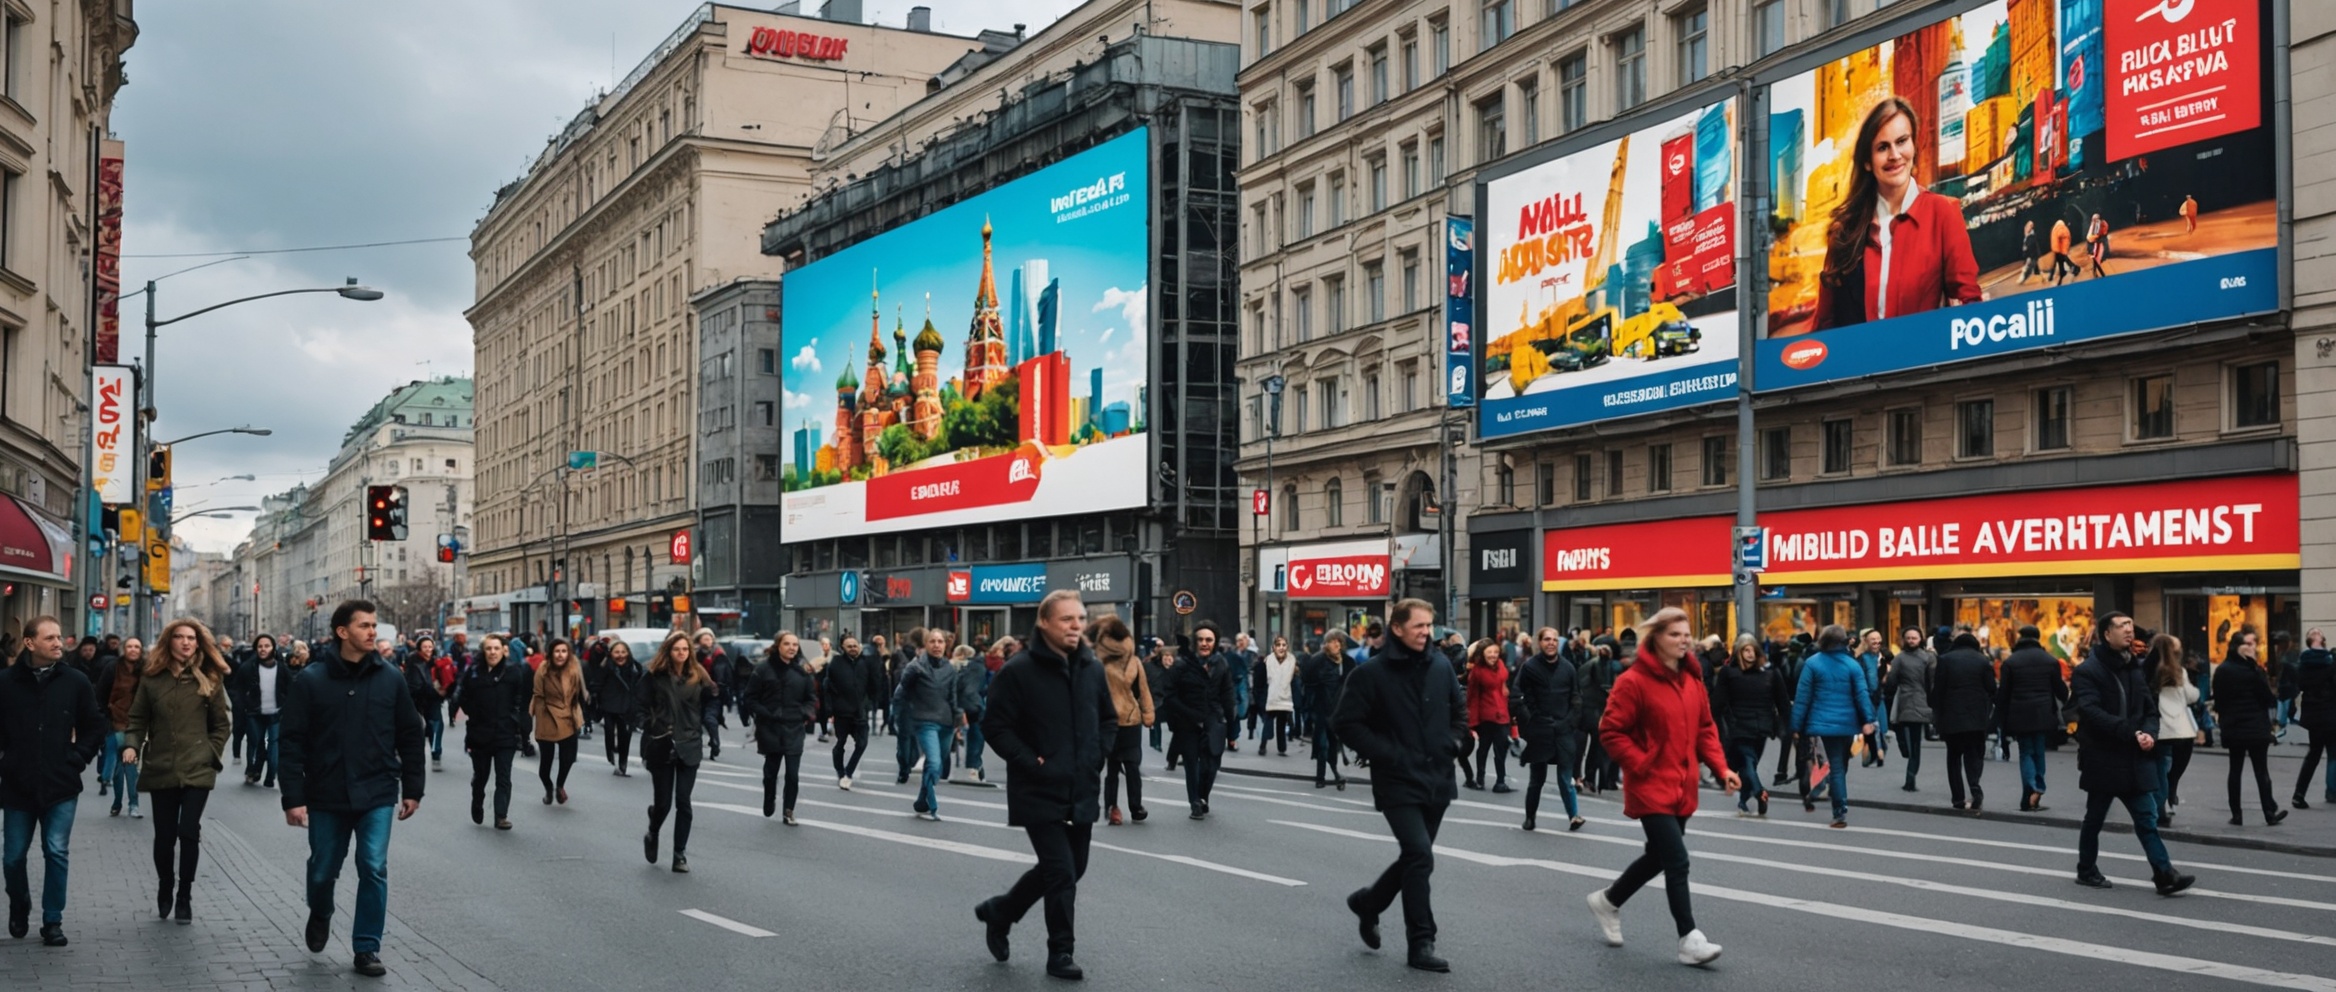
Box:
[2071,612,2193,896]
[1,617,107,947]
[1335,599,1469,973]
[823,636,887,790]
[1164,623,1236,819]
[280,600,427,977]
[1996,626,2070,811]
[976,589,1115,981]
[1929,632,1998,810]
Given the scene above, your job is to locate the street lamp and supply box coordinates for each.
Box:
[170,506,259,526]
[1257,374,1285,631]
[158,426,272,446]
[132,276,383,641]
[177,474,258,490]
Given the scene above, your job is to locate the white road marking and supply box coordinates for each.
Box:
[697,801,1033,862]
[679,908,775,937]
[1273,819,2336,991]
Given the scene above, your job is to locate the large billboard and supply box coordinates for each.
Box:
[1757,0,2275,389]
[778,127,1150,544]
[1479,98,1740,439]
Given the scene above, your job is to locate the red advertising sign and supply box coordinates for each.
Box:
[96,141,123,365]
[1542,474,2298,590]
[864,443,1046,522]
[2105,0,2260,161]
[1285,539,1392,600]
[669,530,692,565]
[945,570,972,602]
[1253,489,1269,517]
[744,26,849,62]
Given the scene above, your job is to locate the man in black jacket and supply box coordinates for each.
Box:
[1335,599,1469,973]
[975,589,1114,981]
[2070,612,2193,896]
[280,600,426,978]
[1,617,107,947]
[1164,623,1236,818]
[1930,632,1998,810]
[1298,633,1355,789]
[1996,626,2071,811]
[457,635,532,830]
[824,636,887,790]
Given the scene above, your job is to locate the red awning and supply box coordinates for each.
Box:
[0,494,69,584]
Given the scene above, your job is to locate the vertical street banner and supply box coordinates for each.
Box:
[96,140,124,365]
[89,364,134,503]
[1444,216,1475,408]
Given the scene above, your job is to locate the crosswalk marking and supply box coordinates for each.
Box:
[678,908,776,937]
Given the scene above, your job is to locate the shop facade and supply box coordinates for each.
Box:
[1519,473,2298,664]
[1254,538,1400,648]
[1467,529,1535,646]
[782,554,1138,649]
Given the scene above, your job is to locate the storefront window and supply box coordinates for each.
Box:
[2166,583,2299,666]
[1953,597,2094,662]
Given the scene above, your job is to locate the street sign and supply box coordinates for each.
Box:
[1172,590,1197,615]
[840,570,859,605]
[1252,488,1269,517]
[1734,526,1767,573]
[88,594,107,611]
[670,530,692,564]
[568,451,598,471]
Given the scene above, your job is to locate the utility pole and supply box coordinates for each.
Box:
[1732,79,1761,644]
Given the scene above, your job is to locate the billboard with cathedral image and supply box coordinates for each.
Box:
[778,127,1151,544]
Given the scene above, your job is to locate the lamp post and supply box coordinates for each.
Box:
[1259,374,1284,634]
[132,277,382,640]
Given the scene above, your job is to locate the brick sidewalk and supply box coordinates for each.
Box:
[0,798,499,991]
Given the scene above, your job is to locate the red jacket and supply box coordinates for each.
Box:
[1599,645,1730,819]
[1812,190,1980,329]
[1464,661,1511,726]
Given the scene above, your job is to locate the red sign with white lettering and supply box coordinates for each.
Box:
[864,444,1046,522]
[1540,474,2298,590]
[1286,540,1393,600]
[744,25,849,62]
[1253,489,1269,517]
[2104,0,2260,161]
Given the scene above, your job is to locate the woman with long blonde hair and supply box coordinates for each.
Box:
[642,630,711,871]
[121,618,233,923]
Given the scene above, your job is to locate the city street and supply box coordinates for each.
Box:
[8,730,2333,991]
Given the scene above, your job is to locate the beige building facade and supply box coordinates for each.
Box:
[466,4,988,636]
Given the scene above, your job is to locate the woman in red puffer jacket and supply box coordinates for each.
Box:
[1587,607,1738,968]
[1463,640,1513,793]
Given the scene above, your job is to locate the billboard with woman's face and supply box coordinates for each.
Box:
[1756,0,2276,390]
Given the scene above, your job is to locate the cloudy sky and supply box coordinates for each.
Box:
[124,0,1085,552]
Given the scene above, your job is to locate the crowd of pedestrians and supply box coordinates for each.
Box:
[1,592,2328,980]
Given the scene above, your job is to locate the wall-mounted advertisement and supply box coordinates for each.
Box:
[1479,98,1740,439]
[778,127,1150,543]
[1757,0,2274,390]
[1443,217,1476,408]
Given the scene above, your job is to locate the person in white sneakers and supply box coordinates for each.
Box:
[1585,607,1737,967]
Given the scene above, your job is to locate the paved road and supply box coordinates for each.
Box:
[6,727,2333,991]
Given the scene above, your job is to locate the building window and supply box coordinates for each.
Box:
[1294,0,1310,34]
[1886,407,1922,465]
[1496,465,1516,504]
[1366,475,1386,524]
[1481,0,1515,50]
[0,169,15,271]
[1429,136,1446,186]
[1297,183,1316,238]
[1537,462,1556,505]
[2232,361,2280,429]
[2132,375,2174,439]
[1368,156,1388,212]
[1329,172,1347,226]
[1957,398,1996,458]
[753,400,775,427]
[1573,452,1594,501]
[1298,83,1318,139]
[1325,276,1346,333]
[1326,477,1345,527]
[1760,426,1791,481]
[1401,142,1421,198]
[1820,418,1853,474]
[754,454,779,480]
[1401,36,1419,91]
[1823,0,1853,30]
[1559,53,1588,133]
[1323,376,1345,428]
[1701,435,1728,486]
[1282,484,1300,533]
[1254,4,1271,56]
[1369,45,1389,104]
[1400,250,1421,311]
[1649,443,1673,492]
[1294,384,1310,433]
[1431,18,1450,76]
[1605,449,1624,497]
[1365,371,1382,420]
[1518,76,1541,146]
[1401,364,1419,412]
[1293,288,1313,342]
[1365,262,1386,322]
[1755,0,1786,57]
[0,13,21,99]
[757,348,776,374]
[2033,387,2071,450]
[1614,26,1647,111]
[1335,64,1355,121]
[1476,94,1507,163]
[1677,6,1709,85]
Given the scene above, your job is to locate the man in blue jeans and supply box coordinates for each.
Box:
[1,616,107,947]
[1997,626,2070,812]
[2070,612,2193,896]
[895,630,962,820]
[280,600,426,978]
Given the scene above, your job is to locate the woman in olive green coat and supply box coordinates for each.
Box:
[121,618,233,924]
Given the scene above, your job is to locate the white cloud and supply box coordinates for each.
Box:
[791,343,821,374]
[1093,284,1146,333]
[783,387,813,410]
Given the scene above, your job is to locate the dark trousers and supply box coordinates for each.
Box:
[603,717,634,770]
[1179,732,1219,806]
[469,747,516,819]
[1313,719,1344,784]
[1943,731,1987,805]
[994,820,1093,956]
[1264,711,1293,753]
[1472,723,1511,785]
[1579,731,1617,790]
[2227,741,2278,815]
[1358,802,1447,947]
[2298,733,2330,800]
[147,787,209,887]
[537,736,578,795]
[1606,813,1696,937]
[1726,737,1765,805]
[763,751,802,813]
[832,716,870,779]
[2078,790,2173,875]
[645,737,698,854]
[1104,726,1143,811]
[2162,738,2195,804]
[1892,722,1924,781]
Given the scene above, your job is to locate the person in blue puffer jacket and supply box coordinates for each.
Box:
[1791,625,1877,827]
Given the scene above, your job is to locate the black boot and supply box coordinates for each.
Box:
[174,885,193,924]
[1407,941,1450,972]
[158,877,174,919]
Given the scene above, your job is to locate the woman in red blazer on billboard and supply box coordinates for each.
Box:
[1812,96,1982,330]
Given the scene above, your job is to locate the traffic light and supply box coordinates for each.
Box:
[146,445,172,492]
[365,485,409,541]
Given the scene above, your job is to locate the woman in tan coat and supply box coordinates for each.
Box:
[1095,615,1153,825]
[532,638,587,805]
[121,618,232,923]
